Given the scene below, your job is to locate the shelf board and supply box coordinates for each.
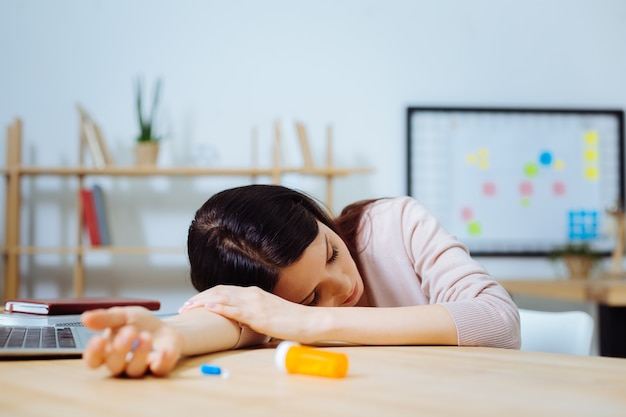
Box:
[2,246,186,255]
[8,166,274,177]
[286,167,373,176]
[3,165,372,177]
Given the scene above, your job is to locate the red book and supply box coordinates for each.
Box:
[80,188,101,245]
[4,296,161,315]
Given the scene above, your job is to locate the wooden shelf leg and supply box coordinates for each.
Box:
[250,127,258,184]
[73,256,84,297]
[272,121,281,185]
[325,125,334,214]
[3,118,22,301]
[74,172,86,297]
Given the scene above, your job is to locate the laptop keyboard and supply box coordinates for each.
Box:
[0,326,76,349]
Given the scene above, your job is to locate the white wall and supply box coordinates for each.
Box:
[1,0,625,317]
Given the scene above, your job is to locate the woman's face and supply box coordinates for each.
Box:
[273,221,364,307]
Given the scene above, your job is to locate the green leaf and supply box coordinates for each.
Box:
[135,76,162,142]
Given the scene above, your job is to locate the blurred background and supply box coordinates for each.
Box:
[1,0,625,337]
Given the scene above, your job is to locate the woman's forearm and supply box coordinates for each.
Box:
[164,308,241,356]
[311,304,458,346]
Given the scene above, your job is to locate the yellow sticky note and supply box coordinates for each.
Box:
[584,131,599,144]
[585,167,599,180]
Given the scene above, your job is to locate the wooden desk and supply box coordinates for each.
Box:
[1,346,625,416]
[500,278,626,358]
[500,278,626,306]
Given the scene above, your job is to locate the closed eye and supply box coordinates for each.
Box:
[328,246,339,264]
[307,289,321,306]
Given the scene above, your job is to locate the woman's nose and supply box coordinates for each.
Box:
[326,273,350,304]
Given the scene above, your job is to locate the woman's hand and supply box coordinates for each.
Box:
[81,307,182,378]
[179,285,318,343]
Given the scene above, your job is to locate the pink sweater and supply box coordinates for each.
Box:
[355,197,521,349]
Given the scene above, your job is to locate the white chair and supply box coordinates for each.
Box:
[518,308,594,355]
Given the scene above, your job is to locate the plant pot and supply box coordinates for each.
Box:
[563,255,593,279]
[134,142,159,166]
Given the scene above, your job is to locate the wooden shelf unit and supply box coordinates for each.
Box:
[2,118,372,300]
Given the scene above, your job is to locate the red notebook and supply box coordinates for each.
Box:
[80,188,101,246]
[4,296,161,315]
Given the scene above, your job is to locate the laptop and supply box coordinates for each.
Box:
[0,311,176,358]
[0,313,94,358]
[0,296,171,358]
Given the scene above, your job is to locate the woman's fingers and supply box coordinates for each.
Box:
[81,308,133,331]
[148,348,179,377]
[179,285,252,313]
[80,306,180,377]
[83,334,107,369]
[179,285,265,314]
[182,286,303,340]
[83,327,174,378]
[202,303,244,322]
[124,332,152,378]
[103,327,138,376]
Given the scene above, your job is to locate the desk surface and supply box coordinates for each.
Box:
[500,278,626,306]
[1,345,625,417]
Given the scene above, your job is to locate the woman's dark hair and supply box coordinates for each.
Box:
[187,184,339,292]
[335,198,379,258]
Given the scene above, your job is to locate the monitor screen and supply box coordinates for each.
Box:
[406,106,625,256]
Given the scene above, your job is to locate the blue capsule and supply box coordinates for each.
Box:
[200,364,222,375]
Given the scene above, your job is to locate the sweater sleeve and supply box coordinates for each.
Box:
[402,198,520,349]
[360,197,521,349]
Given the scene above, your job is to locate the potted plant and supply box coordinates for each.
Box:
[547,242,603,279]
[134,77,162,166]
